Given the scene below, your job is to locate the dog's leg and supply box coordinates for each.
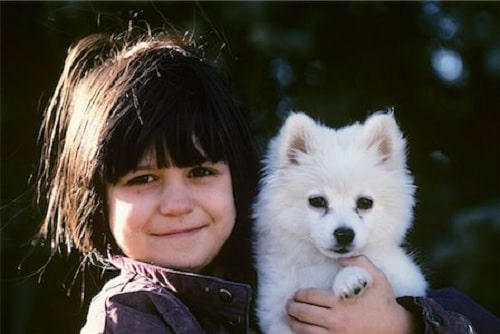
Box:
[332,266,372,299]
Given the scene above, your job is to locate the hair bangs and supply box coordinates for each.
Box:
[103,53,233,183]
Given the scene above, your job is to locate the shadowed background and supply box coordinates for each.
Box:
[1,2,499,333]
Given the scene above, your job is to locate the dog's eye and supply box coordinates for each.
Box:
[309,196,328,209]
[356,197,373,210]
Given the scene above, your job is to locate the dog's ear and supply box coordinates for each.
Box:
[276,112,317,165]
[360,111,407,169]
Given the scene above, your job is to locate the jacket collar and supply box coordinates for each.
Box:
[111,255,252,332]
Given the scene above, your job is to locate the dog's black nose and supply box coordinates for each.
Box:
[334,227,355,245]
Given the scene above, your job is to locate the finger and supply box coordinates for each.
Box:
[287,300,332,334]
[293,288,337,308]
[338,254,372,268]
[287,297,331,321]
[338,255,385,281]
[288,316,330,334]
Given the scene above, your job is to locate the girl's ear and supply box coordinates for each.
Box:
[359,112,407,170]
[275,112,318,165]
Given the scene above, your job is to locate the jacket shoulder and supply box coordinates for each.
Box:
[104,290,204,333]
[80,273,204,334]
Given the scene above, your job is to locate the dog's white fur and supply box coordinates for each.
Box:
[253,111,427,334]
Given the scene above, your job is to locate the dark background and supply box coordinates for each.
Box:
[1,2,499,333]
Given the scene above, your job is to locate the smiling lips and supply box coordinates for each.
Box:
[151,225,207,238]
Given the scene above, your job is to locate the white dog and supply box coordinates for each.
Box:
[253,111,427,334]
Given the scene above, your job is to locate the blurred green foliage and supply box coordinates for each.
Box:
[1,2,499,333]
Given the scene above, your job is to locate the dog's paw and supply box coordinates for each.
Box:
[332,266,372,299]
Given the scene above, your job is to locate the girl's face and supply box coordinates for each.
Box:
[106,151,236,272]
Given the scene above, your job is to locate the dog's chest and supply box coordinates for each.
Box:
[295,261,341,289]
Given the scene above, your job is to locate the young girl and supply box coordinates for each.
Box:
[35,27,497,333]
[36,27,259,333]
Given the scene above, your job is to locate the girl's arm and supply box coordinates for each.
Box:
[399,287,500,334]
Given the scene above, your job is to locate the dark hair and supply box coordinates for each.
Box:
[36,28,259,281]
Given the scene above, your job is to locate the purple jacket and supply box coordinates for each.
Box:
[80,256,499,333]
[80,256,253,333]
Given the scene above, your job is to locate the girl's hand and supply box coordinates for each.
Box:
[286,255,417,334]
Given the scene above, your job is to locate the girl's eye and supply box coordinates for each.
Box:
[126,175,156,186]
[188,166,215,178]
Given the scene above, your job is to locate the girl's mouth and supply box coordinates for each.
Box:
[152,225,207,238]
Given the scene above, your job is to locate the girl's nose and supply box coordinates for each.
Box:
[159,181,194,217]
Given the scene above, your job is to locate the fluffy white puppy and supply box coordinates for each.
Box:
[253,111,427,334]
